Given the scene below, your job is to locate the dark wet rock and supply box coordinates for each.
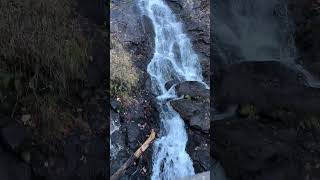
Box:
[0,123,29,151]
[171,99,209,133]
[213,118,300,180]
[0,146,31,180]
[214,61,320,114]
[213,105,238,121]
[187,130,211,173]
[0,115,10,128]
[212,113,320,180]
[111,1,154,58]
[171,81,209,133]
[175,81,209,98]
[126,121,141,149]
[127,103,145,121]
[289,0,320,80]
[110,110,120,128]
[165,79,179,90]
[110,98,120,111]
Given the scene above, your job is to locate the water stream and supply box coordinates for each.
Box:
[138,0,208,179]
[214,0,320,88]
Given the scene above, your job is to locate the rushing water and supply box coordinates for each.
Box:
[214,0,296,63]
[138,0,207,179]
[214,0,320,88]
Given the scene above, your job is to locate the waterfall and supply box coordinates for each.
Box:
[138,0,208,179]
[214,0,320,88]
[214,0,296,63]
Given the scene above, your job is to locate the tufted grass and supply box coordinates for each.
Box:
[0,0,88,137]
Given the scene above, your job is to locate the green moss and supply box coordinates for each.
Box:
[239,104,257,118]
[185,95,192,100]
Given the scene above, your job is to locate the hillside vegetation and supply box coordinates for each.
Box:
[0,0,88,136]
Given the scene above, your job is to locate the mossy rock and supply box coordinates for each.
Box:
[239,104,257,118]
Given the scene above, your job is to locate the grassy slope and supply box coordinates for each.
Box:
[0,0,88,137]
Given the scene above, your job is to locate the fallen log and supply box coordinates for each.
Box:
[110,129,156,180]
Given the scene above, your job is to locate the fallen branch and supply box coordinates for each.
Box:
[110,129,156,180]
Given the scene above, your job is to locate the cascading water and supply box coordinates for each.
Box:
[138,0,208,179]
[214,0,320,87]
[214,0,296,63]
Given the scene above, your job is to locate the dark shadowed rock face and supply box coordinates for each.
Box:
[289,0,320,79]
[0,146,31,180]
[214,61,320,114]
[212,115,320,180]
[211,1,320,180]
[0,123,29,151]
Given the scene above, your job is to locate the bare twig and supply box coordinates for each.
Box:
[110,129,156,180]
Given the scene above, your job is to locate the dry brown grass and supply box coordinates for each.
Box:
[0,0,87,94]
[0,0,88,137]
[110,35,139,94]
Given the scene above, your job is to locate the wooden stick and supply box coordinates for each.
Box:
[110,129,156,180]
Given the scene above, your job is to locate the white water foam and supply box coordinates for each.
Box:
[138,0,208,179]
[214,0,320,88]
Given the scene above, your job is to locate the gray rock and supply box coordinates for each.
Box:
[175,81,209,98]
[126,121,140,148]
[110,99,120,110]
[171,81,210,133]
[171,99,209,133]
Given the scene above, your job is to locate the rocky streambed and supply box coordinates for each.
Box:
[111,0,320,179]
[110,0,211,179]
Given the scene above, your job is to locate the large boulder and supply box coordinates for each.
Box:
[175,81,209,98]
[171,99,210,133]
[171,81,210,133]
[214,61,320,114]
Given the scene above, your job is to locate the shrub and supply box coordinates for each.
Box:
[110,35,139,93]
